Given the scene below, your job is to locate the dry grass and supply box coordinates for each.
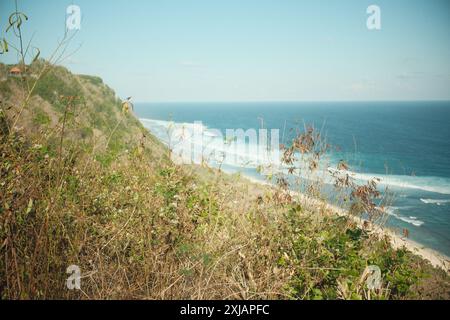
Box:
[0,62,449,300]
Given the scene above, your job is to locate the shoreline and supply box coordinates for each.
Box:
[165,130,450,273]
[240,174,450,273]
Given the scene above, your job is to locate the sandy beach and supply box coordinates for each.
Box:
[242,174,450,273]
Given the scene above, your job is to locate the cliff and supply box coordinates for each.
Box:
[0,62,448,300]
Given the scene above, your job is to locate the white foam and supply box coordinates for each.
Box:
[140,118,450,196]
[329,168,450,195]
[140,118,280,169]
[385,207,425,227]
[420,198,450,205]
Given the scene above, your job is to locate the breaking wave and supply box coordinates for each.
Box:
[140,118,450,196]
[420,198,450,206]
[385,207,425,227]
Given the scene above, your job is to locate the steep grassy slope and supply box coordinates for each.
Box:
[1,61,165,162]
[0,62,448,300]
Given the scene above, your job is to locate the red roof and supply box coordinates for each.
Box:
[10,67,22,74]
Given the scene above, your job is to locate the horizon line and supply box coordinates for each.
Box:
[133,99,450,104]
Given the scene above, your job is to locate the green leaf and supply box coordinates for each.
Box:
[6,23,13,33]
[26,199,33,215]
[8,13,14,25]
[0,39,7,54]
[32,47,40,63]
[6,12,28,32]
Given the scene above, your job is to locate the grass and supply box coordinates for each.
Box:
[77,75,104,86]
[33,65,84,107]
[0,62,449,300]
[32,108,51,126]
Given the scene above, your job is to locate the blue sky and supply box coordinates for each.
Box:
[1,0,449,102]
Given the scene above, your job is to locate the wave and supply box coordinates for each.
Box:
[328,168,450,195]
[140,118,210,137]
[140,118,450,195]
[420,198,450,206]
[140,118,280,168]
[385,207,425,227]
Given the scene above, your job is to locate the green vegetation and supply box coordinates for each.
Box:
[32,108,50,125]
[33,65,84,105]
[78,74,104,86]
[0,62,448,300]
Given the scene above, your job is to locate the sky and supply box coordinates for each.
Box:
[1,0,449,102]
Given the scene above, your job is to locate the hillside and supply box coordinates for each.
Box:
[0,62,448,300]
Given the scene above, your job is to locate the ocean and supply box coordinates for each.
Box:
[134,101,450,256]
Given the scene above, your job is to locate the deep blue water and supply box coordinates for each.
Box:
[135,101,450,256]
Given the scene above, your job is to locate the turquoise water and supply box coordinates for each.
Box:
[135,101,450,256]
